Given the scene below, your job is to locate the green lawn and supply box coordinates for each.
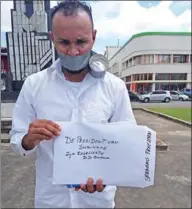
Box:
[148,108,191,123]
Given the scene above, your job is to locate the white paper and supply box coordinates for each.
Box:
[52,122,156,188]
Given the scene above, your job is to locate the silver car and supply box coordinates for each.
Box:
[170,91,189,101]
[140,90,172,103]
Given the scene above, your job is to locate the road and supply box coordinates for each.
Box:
[1,110,191,208]
[1,101,191,118]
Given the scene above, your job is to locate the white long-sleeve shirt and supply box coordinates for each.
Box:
[10,59,137,208]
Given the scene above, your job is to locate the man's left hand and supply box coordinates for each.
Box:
[75,178,105,193]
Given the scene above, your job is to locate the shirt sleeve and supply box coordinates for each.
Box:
[109,82,137,125]
[9,77,37,156]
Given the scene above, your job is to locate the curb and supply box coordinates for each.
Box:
[139,108,192,128]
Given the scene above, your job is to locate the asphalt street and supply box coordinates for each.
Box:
[1,110,191,208]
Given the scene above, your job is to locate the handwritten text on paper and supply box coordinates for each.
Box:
[52,122,156,187]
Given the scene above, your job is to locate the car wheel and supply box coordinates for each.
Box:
[179,97,184,101]
[144,98,150,103]
[164,97,170,103]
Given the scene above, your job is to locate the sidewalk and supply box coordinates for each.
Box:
[1,110,191,208]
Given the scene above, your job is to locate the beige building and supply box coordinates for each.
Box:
[107,32,191,93]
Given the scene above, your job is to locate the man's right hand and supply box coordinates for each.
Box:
[22,119,61,150]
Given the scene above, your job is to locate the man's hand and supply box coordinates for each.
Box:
[75,178,105,193]
[22,119,61,150]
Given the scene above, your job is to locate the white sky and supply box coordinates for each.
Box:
[1,1,191,53]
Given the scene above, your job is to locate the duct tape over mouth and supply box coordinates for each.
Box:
[89,53,109,78]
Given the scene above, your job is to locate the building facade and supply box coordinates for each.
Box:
[107,32,191,94]
[1,47,9,91]
[104,46,121,60]
[6,0,54,91]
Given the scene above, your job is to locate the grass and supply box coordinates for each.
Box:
[148,107,191,123]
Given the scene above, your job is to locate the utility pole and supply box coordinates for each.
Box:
[117,39,120,47]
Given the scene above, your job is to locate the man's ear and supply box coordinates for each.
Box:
[92,29,97,41]
[48,31,54,42]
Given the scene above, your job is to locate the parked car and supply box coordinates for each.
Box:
[128,91,141,102]
[180,88,192,99]
[170,91,189,101]
[140,90,172,103]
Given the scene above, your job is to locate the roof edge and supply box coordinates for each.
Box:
[109,31,192,61]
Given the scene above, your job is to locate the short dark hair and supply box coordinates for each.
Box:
[51,0,94,28]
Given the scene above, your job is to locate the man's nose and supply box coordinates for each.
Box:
[67,46,80,56]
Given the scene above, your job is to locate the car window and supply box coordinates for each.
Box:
[154,91,166,94]
[170,91,174,94]
[185,89,191,92]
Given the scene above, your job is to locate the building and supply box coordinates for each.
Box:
[6,0,54,91]
[104,46,121,60]
[1,47,9,91]
[1,47,8,73]
[108,32,192,93]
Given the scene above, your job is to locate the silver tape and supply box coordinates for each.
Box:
[89,53,108,78]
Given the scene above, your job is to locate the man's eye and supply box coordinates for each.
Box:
[60,40,70,45]
[77,40,86,45]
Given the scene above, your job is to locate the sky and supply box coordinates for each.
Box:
[1,1,191,54]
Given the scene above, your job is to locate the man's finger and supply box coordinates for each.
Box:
[80,184,88,193]
[30,127,54,138]
[96,179,104,192]
[44,123,60,136]
[36,120,61,131]
[33,123,60,136]
[87,178,94,193]
[33,134,52,141]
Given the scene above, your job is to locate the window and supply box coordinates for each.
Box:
[136,83,152,94]
[152,91,166,95]
[149,55,154,64]
[173,55,189,63]
[158,55,171,63]
[112,63,117,72]
[122,62,126,70]
[155,73,169,80]
[126,60,128,67]
[126,84,131,90]
[170,73,187,80]
[185,88,191,92]
[128,58,132,66]
[145,55,154,64]
[155,73,187,81]
[132,73,153,81]
[1,60,4,70]
[140,74,144,80]
[170,91,178,95]
[155,83,186,91]
[148,74,153,80]
[134,56,143,65]
[125,76,131,82]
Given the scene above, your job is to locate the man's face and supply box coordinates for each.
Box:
[50,10,96,56]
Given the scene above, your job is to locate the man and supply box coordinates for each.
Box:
[10,0,137,208]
